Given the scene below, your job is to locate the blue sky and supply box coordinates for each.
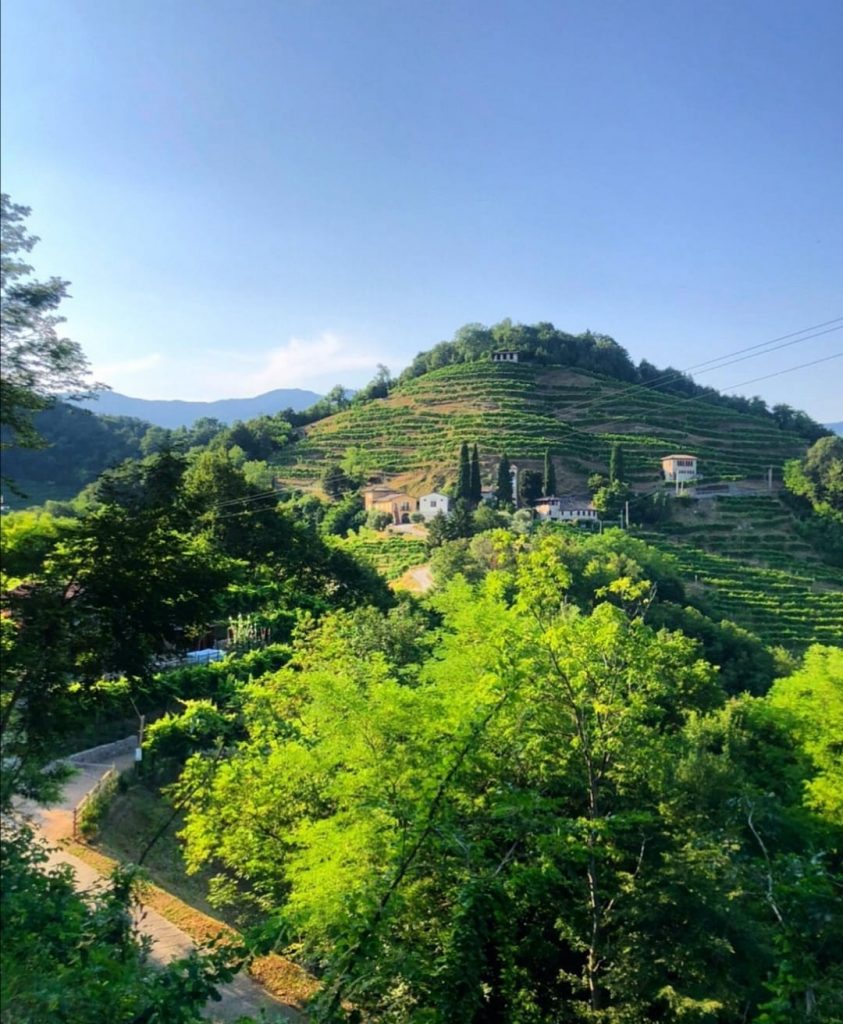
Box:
[2,0,841,418]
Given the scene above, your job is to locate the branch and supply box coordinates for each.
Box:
[744,797,784,927]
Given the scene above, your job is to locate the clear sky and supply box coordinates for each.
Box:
[2,0,841,418]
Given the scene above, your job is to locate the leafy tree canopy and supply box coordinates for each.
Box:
[1,195,99,452]
[174,544,843,1022]
[784,435,843,523]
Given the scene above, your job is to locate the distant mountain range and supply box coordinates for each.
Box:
[71,388,323,428]
[827,422,843,436]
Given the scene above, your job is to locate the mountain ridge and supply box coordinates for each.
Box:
[71,387,323,428]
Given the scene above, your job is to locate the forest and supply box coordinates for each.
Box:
[2,193,842,1023]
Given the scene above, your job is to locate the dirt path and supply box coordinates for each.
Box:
[20,751,300,1023]
[407,563,434,592]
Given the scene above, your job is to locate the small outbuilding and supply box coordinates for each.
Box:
[661,454,698,483]
[491,350,519,363]
[419,492,450,521]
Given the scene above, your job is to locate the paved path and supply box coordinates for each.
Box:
[21,751,300,1023]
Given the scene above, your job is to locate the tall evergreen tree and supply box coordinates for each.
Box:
[457,442,471,501]
[470,444,482,505]
[543,450,557,496]
[519,469,543,506]
[495,453,513,506]
[609,443,625,484]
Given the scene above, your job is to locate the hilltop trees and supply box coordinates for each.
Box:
[321,461,353,499]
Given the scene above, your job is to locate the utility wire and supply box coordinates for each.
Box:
[558,349,841,449]
[669,351,843,406]
[555,318,842,423]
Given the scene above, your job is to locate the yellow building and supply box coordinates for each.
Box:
[362,485,418,524]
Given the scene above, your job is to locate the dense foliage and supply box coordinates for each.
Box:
[784,435,843,524]
[174,539,843,1022]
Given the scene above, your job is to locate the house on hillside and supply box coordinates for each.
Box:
[362,484,418,524]
[661,454,699,483]
[419,492,450,521]
[491,350,519,363]
[534,496,597,523]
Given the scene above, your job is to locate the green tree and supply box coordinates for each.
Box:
[1,195,99,453]
[768,645,843,824]
[495,453,513,506]
[457,441,471,502]
[609,442,625,484]
[784,435,843,522]
[470,443,482,504]
[518,467,543,505]
[321,462,352,500]
[320,493,365,537]
[542,448,557,496]
[592,479,631,520]
[183,547,830,1022]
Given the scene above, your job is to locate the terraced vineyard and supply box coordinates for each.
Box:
[658,494,841,581]
[275,361,809,491]
[637,529,843,649]
[335,530,428,582]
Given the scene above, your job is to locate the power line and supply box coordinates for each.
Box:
[554,317,842,423]
[674,351,843,405]
[557,349,841,452]
[684,324,842,379]
[670,316,843,375]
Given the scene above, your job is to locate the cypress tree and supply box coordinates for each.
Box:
[470,444,482,505]
[457,441,471,501]
[496,453,513,505]
[609,443,625,484]
[543,449,557,497]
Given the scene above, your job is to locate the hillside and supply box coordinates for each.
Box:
[71,386,323,428]
[270,360,842,649]
[275,360,811,492]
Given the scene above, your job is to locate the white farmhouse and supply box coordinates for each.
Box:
[419,492,450,520]
[534,496,597,523]
[491,350,519,363]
